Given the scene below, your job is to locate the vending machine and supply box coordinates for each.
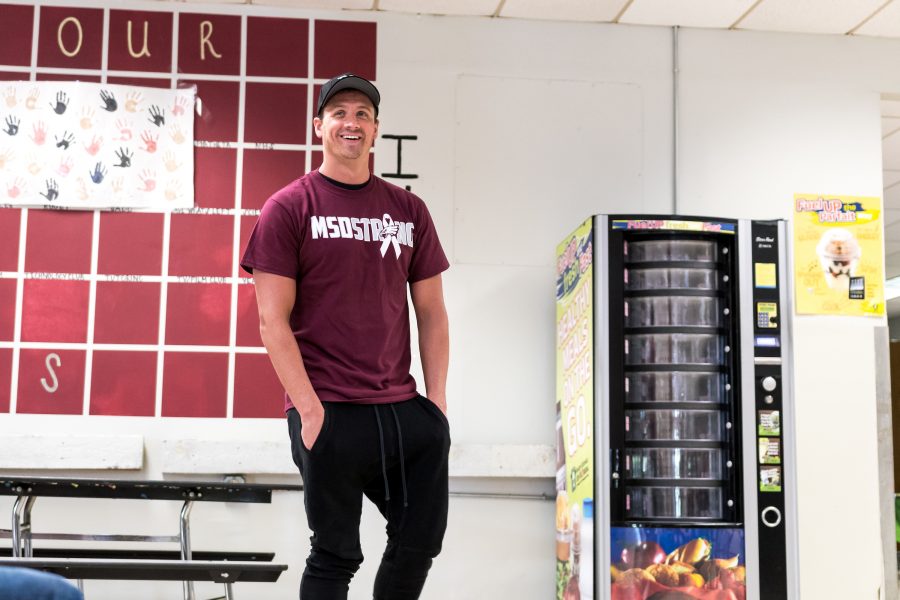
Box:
[555,215,799,600]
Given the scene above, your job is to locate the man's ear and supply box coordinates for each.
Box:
[313,116,323,139]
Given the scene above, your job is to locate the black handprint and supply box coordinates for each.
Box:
[114,147,132,168]
[89,162,107,184]
[40,179,59,201]
[50,91,69,115]
[99,89,117,112]
[55,131,74,150]
[148,105,165,127]
[3,115,19,136]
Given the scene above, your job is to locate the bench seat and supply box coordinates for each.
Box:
[0,557,287,583]
[0,548,275,562]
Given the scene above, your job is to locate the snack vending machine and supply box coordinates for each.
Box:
[555,216,799,600]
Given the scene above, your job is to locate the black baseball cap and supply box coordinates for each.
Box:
[316,73,380,117]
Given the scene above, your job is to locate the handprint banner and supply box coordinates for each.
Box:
[0,81,195,210]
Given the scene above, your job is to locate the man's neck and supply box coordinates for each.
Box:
[318,158,370,185]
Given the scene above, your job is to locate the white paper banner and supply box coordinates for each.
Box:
[0,81,195,210]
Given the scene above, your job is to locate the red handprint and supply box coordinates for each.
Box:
[139,169,156,192]
[140,130,158,153]
[114,118,133,142]
[57,156,74,177]
[6,177,24,198]
[84,135,103,156]
[30,121,47,146]
[172,96,189,117]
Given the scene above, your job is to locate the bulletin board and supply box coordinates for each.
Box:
[0,3,377,419]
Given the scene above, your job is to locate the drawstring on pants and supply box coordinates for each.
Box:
[389,404,409,508]
[372,405,409,509]
[374,406,390,502]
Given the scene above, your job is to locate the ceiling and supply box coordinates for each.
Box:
[186,0,900,307]
[229,0,900,38]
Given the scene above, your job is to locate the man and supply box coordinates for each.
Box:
[241,73,450,600]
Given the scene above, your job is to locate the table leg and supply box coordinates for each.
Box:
[180,500,195,600]
[11,495,35,557]
[225,582,234,600]
[22,496,35,557]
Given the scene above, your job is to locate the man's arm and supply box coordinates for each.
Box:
[410,273,449,414]
[253,270,324,450]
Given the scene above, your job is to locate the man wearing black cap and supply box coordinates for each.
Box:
[241,73,450,600]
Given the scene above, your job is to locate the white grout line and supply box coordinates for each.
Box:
[0,341,267,353]
[81,210,101,415]
[154,208,171,417]
[153,7,181,418]
[100,7,110,82]
[29,5,39,82]
[8,209,27,414]
[27,66,355,85]
[80,8,111,415]
[226,14,250,419]
[306,17,315,175]
[10,6,41,413]
[0,272,256,282]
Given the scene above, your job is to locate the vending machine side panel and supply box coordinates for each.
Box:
[595,215,611,600]
[738,220,761,600]
[778,220,801,600]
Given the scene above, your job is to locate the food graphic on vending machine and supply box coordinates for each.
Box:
[611,537,745,600]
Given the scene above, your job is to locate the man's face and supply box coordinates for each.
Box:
[314,90,378,162]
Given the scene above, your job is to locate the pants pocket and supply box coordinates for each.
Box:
[417,395,450,432]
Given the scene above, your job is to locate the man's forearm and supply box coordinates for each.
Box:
[417,310,449,411]
[259,320,320,415]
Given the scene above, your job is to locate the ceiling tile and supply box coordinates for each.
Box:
[252,0,373,7]
[884,218,900,238]
[619,0,756,28]
[884,207,900,226]
[882,99,900,117]
[882,117,900,138]
[884,134,900,170]
[379,0,499,16]
[854,0,900,37]
[885,170,900,188]
[500,0,625,22]
[737,0,886,35]
[883,184,900,210]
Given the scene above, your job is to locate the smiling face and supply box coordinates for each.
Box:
[314,90,379,166]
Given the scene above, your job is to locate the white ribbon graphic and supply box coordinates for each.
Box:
[379,213,402,258]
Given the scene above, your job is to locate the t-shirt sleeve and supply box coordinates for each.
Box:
[408,198,450,283]
[240,199,302,278]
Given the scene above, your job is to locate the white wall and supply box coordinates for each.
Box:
[2,6,899,600]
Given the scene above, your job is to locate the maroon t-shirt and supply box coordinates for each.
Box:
[241,171,449,409]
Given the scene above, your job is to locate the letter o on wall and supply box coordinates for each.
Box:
[57,17,84,58]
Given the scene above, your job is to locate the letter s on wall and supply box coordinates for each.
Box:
[40,353,62,394]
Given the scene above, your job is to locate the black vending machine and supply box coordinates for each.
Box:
[555,215,798,600]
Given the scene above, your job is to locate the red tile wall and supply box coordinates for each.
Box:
[0,5,376,418]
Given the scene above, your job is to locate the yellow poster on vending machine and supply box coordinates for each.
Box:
[555,217,595,600]
[793,194,885,316]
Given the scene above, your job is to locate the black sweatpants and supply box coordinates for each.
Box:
[287,394,451,600]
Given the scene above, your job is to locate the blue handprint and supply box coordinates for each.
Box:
[90,162,107,184]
